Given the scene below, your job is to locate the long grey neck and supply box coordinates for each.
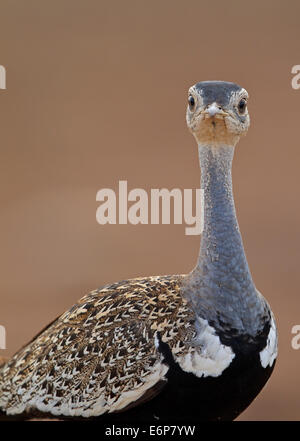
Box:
[183,144,267,334]
[197,144,251,281]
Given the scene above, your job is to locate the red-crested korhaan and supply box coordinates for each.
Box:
[0,81,277,421]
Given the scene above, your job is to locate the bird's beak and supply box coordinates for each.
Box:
[203,102,228,119]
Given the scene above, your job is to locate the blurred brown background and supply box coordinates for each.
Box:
[0,0,299,420]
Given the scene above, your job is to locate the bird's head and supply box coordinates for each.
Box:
[186,81,250,147]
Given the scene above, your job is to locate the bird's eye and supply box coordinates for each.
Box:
[188,95,196,111]
[237,98,247,114]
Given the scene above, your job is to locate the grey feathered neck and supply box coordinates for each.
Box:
[182,144,267,336]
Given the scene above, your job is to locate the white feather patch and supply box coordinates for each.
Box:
[175,316,235,378]
[259,314,277,368]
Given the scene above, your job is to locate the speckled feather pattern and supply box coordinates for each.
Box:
[0,275,197,417]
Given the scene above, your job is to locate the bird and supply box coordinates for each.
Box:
[0,81,277,421]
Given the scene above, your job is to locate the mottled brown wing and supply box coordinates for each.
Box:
[0,275,193,418]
